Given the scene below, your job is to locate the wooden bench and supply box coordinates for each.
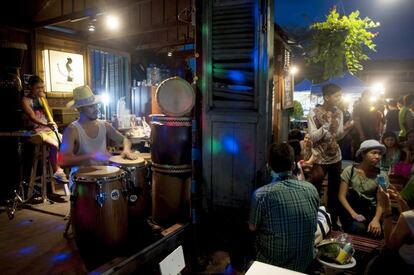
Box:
[330,230,383,254]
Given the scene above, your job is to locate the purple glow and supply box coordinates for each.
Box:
[18,246,35,256]
[52,252,71,262]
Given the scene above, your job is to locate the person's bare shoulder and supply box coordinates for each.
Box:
[63,123,79,138]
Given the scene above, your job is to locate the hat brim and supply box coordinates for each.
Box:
[356,145,386,157]
[66,95,102,109]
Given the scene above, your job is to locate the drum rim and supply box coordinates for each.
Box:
[150,115,192,122]
[156,76,195,117]
[151,162,192,173]
[73,165,124,182]
[73,173,125,183]
[109,155,145,167]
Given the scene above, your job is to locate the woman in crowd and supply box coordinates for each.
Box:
[338,140,387,236]
[402,129,414,163]
[380,131,407,173]
[366,187,414,275]
[300,133,313,163]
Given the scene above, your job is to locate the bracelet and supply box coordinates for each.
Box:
[383,213,393,218]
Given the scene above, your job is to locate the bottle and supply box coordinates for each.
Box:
[111,114,118,129]
[335,243,353,264]
[377,174,387,192]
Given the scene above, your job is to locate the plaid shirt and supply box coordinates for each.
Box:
[249,178,319,272]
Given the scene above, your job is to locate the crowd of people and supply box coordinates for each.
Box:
[249,83,414,273]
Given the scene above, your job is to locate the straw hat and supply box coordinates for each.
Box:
[67,85,101,108]
[356,139,386,157]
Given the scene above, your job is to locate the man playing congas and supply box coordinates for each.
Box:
[21,75,68,182]
[59,85,138,187]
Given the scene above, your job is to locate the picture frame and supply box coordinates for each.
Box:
[42,49,85,94]
[282,74,294,109]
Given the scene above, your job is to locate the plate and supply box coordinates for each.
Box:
[317,256,356,269]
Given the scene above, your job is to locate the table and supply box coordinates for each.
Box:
[246,261,306,275]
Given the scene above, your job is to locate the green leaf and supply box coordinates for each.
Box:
[306,8,379,81]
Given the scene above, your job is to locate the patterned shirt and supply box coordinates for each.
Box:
[308,106,345,164]
[249,178,319,272]
[22,96,49,132]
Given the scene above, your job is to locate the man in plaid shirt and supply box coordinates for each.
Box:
[249,143,319,272]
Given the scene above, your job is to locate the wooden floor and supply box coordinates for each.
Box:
[0,186,190,275]
[0,193,89,275]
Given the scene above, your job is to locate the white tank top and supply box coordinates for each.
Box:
[69,120,107,189]
[73,119,107,158]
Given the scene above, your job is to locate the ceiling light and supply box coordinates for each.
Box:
[105,15,120,30]
[88,24,95,32]
[167,51,173,57]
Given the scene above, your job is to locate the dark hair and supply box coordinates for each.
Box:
[404,95,414,107]
[28,75,43,86]
[388,99,397,107]
[288,129,303,141]
[322,83,341,97]
[268,143,294,172]
[288,139,301,162]
[381,132,398,148]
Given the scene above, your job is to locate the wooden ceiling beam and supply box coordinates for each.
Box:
[33,0,150,28]
[34,8,98,28]
[87,21,188,42]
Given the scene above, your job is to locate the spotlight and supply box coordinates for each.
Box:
[105,15,120,30]
[371,82,385,94]
[101,93,110,105]
[290,66,298,75]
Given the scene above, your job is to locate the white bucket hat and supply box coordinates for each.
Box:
[356,139,386,157]
[67,85,101,108]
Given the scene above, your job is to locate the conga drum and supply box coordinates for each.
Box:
[150,116,192,165]
[71,166,128,249]
[109,155,150,220]
[151,163,192,226]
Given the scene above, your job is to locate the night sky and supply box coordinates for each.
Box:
[275,0,414,60]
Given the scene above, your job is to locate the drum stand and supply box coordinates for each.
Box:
[6,136,28,219]
[5,136,54,219]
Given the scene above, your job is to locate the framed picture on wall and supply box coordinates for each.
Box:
[282,74,294,109]
[42,49,85,93]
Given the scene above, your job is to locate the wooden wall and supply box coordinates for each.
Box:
[0,25,32,76]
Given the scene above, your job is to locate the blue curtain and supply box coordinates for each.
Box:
[90,48,130,119]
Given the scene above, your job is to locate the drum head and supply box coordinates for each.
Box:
[74,166,121,178]
[109,155,145,167]
[156,77,195,116]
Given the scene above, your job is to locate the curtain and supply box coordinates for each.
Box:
[90,48,130,119]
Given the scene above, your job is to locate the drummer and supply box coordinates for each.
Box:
[59,85,138,188]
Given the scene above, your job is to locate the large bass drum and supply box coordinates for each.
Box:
[155,77,195,117]
[151,164,191,227]
[71,166,127,250]
[150,115,192,166]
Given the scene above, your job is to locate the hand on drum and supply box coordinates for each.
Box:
[121,151,140,160]
[92,151,112,162]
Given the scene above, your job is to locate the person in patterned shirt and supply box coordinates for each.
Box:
[308,83,353,229]
[249,143,319,272]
